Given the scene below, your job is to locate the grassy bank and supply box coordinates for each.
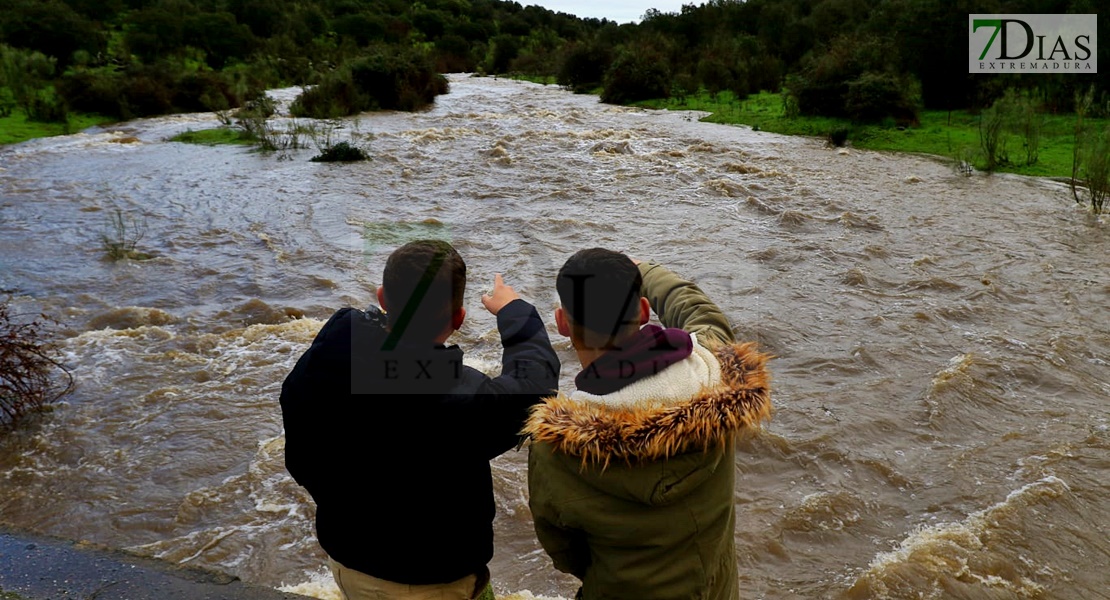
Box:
[169,127,255,146]
[638,91,1100,180]
[0,111,116,146]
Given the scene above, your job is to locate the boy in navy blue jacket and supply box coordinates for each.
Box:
[280,239,559,600]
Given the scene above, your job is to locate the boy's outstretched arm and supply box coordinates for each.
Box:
[472,273,560,458]
[636,260,735,347]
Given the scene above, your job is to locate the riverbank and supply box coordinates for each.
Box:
[636,90,1100,180]
[0,111,116,146]
[0,527,312,600]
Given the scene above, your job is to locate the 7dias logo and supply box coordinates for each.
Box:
[970,14,1097,73]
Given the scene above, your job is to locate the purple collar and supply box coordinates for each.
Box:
[575,325,693,396]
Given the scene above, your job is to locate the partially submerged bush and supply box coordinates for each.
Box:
[234,96,311,154]
[170,128,254,145]
[1,298,74,425]
[827,127,850,148]
[101,209,153,261]
[310,141,369,162]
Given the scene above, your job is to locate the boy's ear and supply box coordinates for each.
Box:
[451,307,466,331]
[376,287,387,311]
[555,306,571,337]
[639,296,650,325]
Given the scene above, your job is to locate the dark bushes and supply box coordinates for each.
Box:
[311,141,369,162]
[58,66,250,121]
[600,45,670,105]
[827,127,849,147]
[557,41,612,93]
[786,34,920,124]
[1,297,73,426]
[290,48,448,118]
[844,71,920,124]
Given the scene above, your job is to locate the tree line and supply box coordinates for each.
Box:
[0,0,1107,125]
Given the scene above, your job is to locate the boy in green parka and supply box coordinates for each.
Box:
[524,249,772,600]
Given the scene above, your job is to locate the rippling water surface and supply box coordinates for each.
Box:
[1,75,1106,599]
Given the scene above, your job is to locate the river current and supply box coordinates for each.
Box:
[0,75,1106,599]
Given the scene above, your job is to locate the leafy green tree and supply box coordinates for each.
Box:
[787,32,918,121]
[333,13,387,47]
[64,0,124,21]
[0,45,58,119]
[227,0,286,38]
[412,7,448,40]
[557,40,612,93]
[291,46,448,117]
[487,34,519,73]
[844,71,920,123]
[182,11,257,68]
[0,0,105,68]
[435,34,475,72]
[125,4,187,62]
[601,42,671,105]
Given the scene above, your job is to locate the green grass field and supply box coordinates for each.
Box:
[638,91,1100,180]
[0,111,116,145]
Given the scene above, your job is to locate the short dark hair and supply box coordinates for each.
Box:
[556,248,642,348]
[382,239,466,341]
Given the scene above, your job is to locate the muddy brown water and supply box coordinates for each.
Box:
[0,75,1106,599]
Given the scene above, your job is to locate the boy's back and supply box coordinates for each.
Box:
[280,240,559,596]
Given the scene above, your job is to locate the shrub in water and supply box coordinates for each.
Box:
[310,141,369,163]
[827,128,850,148]
[100,209,153,261]
[0,297,73,425]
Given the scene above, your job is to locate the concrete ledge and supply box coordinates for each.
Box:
[0,527,312,600]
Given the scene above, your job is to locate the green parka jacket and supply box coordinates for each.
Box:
[525,262,772,600]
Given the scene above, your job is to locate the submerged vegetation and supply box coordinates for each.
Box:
[172,101,372,162]
[100,208,153,261]
[0,296,73,426]
[311,141,369,162]
[170,127,254,145]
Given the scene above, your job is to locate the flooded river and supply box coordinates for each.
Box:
[0,75,1106,599]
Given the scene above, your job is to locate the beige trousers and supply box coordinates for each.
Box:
[328,559,488,600]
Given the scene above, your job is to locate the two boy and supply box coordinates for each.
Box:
[281,241,771,600]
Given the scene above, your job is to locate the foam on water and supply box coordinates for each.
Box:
[278,568,343,600]
[930,353,975,388]
[847,476,1070,598]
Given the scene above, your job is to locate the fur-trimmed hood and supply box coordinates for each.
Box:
[523,342,772,468]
